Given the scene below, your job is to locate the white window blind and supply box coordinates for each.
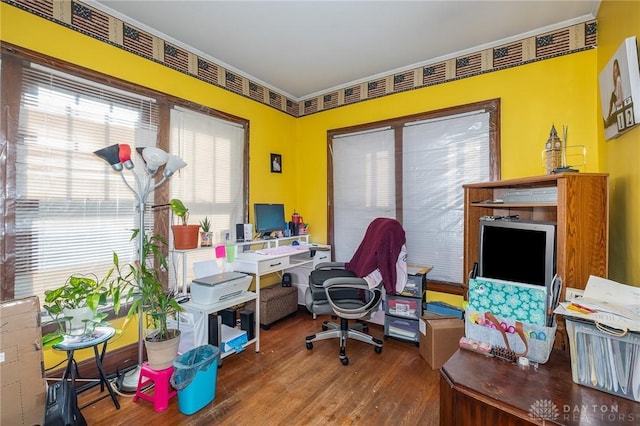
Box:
[331,111,490,284]
[332,127,395,261]
[403,111,490,283]
[15,64,159,303]
[169,107,246,287]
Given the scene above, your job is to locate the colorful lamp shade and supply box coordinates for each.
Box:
[94,144,123,171]
[141,147,169,173]
[164,154,187,177]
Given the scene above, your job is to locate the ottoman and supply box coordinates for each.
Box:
[246,285,298,329]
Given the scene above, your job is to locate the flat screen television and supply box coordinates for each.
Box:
[253,203,286,238]
[478,219,556,287]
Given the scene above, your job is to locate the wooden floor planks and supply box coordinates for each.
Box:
[78,308,441,425]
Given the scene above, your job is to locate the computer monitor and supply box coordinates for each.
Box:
[478,219,556,287]
[253,203,286,238]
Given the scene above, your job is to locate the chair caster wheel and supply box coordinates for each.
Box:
[374,346,382,354]
[341,357,349,366]
[362,326,369,333]
[306,342,313,350]
[322,325,328,331]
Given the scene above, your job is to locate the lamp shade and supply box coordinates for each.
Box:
[118,144,134,170]
[164,154,187,177]
[94,144,123,171]
[142,147,169,172]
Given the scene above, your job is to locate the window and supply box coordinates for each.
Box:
[1,49,249,304]
[12,63,158,304]
[329,100,500,287]
[168,107,247,289]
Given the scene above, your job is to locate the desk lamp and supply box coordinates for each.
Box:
[94,143,186,392]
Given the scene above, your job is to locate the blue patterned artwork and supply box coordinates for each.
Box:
[468,277,547,326]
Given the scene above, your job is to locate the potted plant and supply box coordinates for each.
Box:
[126,229,184,370]
[42,253,132,345]
[170,198,200,249]
[200,216,213,247]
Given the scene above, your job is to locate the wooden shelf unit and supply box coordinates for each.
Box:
[463,173,609,299]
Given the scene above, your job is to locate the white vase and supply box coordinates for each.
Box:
[63,306,95,336]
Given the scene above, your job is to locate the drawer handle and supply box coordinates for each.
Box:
[269,262,282,267]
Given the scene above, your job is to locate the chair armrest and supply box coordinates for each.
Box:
[323,277,382,320]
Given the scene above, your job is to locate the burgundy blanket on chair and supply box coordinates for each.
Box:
[345,218,406,294]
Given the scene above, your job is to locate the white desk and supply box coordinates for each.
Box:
[230,245,322,353]
[179,239,325,357]
[172,235,311,295]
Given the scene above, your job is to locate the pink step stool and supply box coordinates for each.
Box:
[132,362,177,412]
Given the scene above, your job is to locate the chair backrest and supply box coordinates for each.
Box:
[193,260,219,278]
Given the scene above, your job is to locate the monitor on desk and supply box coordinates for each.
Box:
[253,203,286,239]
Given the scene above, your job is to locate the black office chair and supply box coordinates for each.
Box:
[304,218,406,365]
[304,262,383,365]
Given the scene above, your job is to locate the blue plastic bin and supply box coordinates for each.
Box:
[170,344,220,415]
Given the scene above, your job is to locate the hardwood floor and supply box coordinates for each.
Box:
[76,308,441,425]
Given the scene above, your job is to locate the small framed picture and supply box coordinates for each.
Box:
[271,153,282,173]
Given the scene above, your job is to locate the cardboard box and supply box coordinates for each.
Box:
[0,297,46,426]
[419,316,465,370]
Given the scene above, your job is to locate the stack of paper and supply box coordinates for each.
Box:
[554,276,640,332]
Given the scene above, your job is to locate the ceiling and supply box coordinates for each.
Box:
[91,1,601,100]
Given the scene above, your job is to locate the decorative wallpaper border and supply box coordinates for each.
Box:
[6,0,597,118]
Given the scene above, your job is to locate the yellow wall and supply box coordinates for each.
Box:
[597,0,640,287]
[296,51,600,243]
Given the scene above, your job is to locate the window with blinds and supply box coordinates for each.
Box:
[330,108,493,285]
[15,64,159,303]
[168,107,246,289]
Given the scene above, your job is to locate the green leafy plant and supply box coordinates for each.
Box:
[170,198,189,225]
[200,216,211,232]
[42,253,133,346]
[126,229,184,342]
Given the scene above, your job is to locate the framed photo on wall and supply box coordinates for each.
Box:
[271,153,282,173]
[599,36,640,140]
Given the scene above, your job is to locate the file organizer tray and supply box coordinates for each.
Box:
[566,317,640,402]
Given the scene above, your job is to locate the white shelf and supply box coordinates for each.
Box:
[183,291,257,314]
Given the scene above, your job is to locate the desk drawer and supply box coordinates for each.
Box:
[257,256,290,274]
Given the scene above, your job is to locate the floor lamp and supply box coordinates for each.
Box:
[94,143,186,392]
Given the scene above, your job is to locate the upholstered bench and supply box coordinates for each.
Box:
[246,285,298,329]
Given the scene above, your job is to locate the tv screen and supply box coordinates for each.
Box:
[478,219,556,287]
[253,203,286,238]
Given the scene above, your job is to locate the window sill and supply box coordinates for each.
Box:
[426,280,465,297]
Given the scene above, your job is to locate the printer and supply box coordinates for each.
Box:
[190,272,252,305]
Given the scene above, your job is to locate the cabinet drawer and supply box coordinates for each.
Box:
[384,317,419,342]
[312,249,331,267]
[386,296,421,319]
[257,256,290,274]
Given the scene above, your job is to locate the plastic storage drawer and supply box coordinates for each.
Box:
[386,296,421,320]
[384,317,419,342]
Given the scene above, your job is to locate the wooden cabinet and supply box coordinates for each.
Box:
[463,173,609,299]
[440,349,639,425]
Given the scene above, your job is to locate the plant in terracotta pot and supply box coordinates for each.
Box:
[170,198,200,249]
[126,229,184,370]
[200,216,213,247]
[42,253,132,345]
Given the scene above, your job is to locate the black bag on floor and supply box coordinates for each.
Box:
[45,381,87,426]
